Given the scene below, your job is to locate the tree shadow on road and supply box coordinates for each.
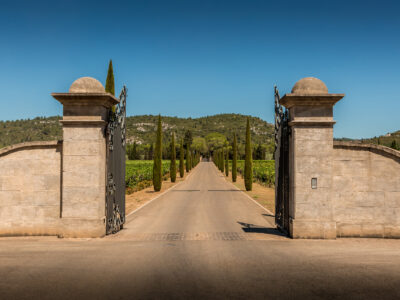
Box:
[207,189,245,192]
[170,190,201,192]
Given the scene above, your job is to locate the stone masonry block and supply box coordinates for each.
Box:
[332,175,353,192]
[361,224,384,238]
[63,155,104,174]
[0,176,22,191]
[23,174,60,192]
[63,140,102,156]
[291,220,336,239]
[295,156,332,174]
[295,202,333,220]
[63,127,105,141]
[384,225,400,238]
[385,192,400,208]
[62,202,102,219]
[337,223,361,237]
[295,140,333,156]
[0,191,22,206]
[63,170,102,188]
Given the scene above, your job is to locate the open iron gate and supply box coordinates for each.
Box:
[274,86,290,234]
[106,86,127,234]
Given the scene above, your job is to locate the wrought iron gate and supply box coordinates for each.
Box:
[106,86,127,234]
[274,86,290,234]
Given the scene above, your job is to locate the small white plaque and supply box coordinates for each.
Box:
[311,178,317,189]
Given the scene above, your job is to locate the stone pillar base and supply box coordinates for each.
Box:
[60,218,106,238]
[290,220,337,239]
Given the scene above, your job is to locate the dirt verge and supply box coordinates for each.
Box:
[125,171,191,215]
[224,173,275,214]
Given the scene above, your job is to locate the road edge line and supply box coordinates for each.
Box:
[126,164,198,221]
[214,164,275,216]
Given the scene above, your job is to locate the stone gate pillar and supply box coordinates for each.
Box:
[280,77,344,239]
[52,77,119,237]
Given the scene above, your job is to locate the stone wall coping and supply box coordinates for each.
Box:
[289,120,336,127]
[333,141,400,161]
[0,140,62,157]
[280,94,345,108]
[52,93,119,108]
[60,120,107,126]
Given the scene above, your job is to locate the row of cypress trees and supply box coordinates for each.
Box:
[212,117,253,191]
[153,115,200,191]
[105,60,200,192]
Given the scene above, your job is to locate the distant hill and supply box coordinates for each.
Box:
[335,130,400,149]
[0,116,62,148]
[0,114,274,148]
[126,114,274,145]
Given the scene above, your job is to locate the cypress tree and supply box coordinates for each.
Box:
[225,147,229,177]
[232,133,237,182]
[191,150,195,168]
[170,133,176,182]
[220,150,223,172]
[148,144,154,160]
[390,140,399,150]
[105,60,115,95]
[179,138,185,178]
[221,148,225,173]
[244,117,253,191]
[105,60,115,112]
[219,150,222,171]
[153,115,162,191]
[189,146,192,171]
[186,146,190,172]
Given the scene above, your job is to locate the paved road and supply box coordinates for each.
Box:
[1,162,399,300]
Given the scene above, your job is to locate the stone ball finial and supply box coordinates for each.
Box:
[291,77,328,95]
[69,77,105,93]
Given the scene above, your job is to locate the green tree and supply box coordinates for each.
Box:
[213,150,218,167]
[232,133,237,182]
[254,144,264,160]
[220,150,224,172]
[184,130,193,148]
[179,138,185,178]
[205,132,227,152]
[186,145,190,172]
[127,142,138,160]
[225,147,229,177]
[105,59,115,95]
[152,115,162,191]
[170,133,176,182]
[220,148,225,173]
[188,146,193,171]
[244,117,253,191]
[191,149,195,168]
[105,60,115,112]
[148,144,154,160]
[192,137,207,154]
[390,140,399,150]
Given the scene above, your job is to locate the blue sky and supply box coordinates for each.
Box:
[0,0,399,138]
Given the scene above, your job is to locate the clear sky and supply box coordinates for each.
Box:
[0,0,399,138]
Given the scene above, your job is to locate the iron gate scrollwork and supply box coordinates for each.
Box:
[274,86,290,234]
[106,86,127,234]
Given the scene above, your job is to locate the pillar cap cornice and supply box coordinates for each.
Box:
[52,93,119,108]
[280,94,344,108]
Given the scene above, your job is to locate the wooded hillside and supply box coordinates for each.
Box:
[0,114,274,148]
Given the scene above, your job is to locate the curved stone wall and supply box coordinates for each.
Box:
[332,142,400,238]
[0,141,62,236]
